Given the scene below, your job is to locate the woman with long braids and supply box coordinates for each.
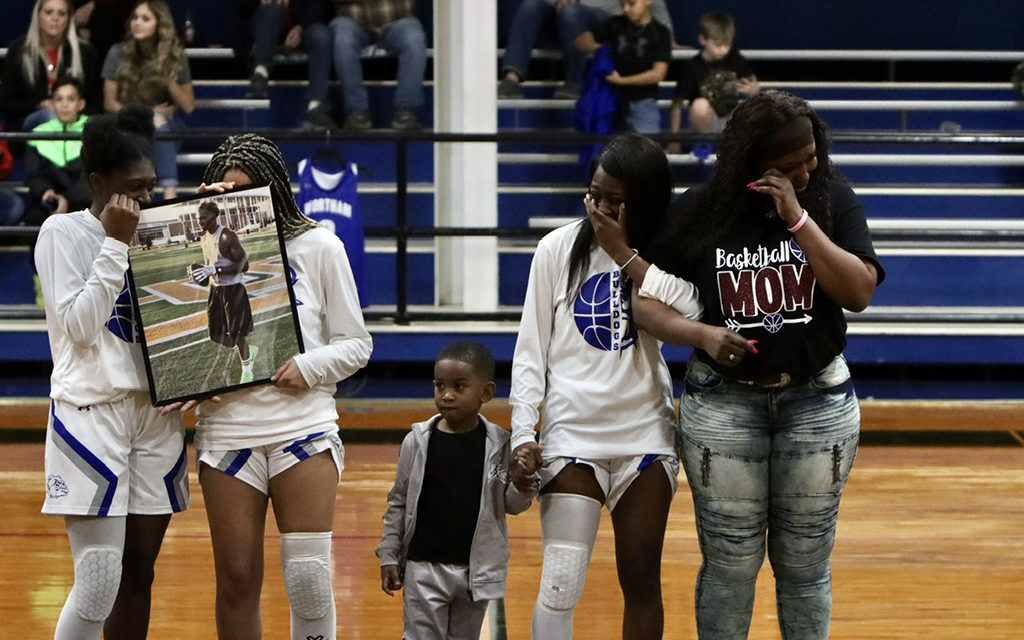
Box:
[638,90,885,639]
[187,134,371,640]
[509,133,702,640]
[36,104,189,640]
[101,0,193,199]
[0,0,101,131]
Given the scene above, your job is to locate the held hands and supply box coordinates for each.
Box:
[511,442,543,492]
[381,565,403,596]
[100,194,140,244]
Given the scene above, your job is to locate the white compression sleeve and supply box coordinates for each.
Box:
[531,493,603,640]
[281,531,336,640]
[54,516,126,640]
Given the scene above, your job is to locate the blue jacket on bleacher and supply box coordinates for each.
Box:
[574,46,619,167]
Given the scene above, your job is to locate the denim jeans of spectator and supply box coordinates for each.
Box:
[501,0,609,88]
[23,107,57,132]
[624,98,660,134]
[249,1,285,70]
[0,188,25,225]
[329,15,426,113]
[303,22,333,104]
[154,115,182,189]
[677,354,860,640]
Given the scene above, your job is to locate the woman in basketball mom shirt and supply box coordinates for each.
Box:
[509,133,702,640]
[640,90,885,639]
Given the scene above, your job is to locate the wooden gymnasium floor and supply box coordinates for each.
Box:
[1,399,1023,639]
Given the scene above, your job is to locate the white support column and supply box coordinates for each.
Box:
[433,0,498,310]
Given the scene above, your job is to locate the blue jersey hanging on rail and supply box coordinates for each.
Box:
[297,154,368,307]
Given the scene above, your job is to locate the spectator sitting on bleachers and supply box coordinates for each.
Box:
[230,0,293,99]
[102,0,194,200]
[0,0,102,132]
[670,11,758,157]
[498,0,676,101]
[23,76,90,227]
[0,124,26,226]
[573,0,671,135]
[320,0,427,131]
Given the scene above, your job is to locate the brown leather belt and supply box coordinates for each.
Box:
[733,372,794,389]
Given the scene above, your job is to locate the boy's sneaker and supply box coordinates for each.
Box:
[390,106,422,131]
[303,104,338,130]
[498,77,522,98]
[553,83,581,100]
[245,73,268,99]
[343,110,373,131]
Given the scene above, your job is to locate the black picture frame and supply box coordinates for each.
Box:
[127,184,304,405]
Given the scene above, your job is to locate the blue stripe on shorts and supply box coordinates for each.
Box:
[163,443,189,512]
[50,401,118,516]
[283,431,325,461]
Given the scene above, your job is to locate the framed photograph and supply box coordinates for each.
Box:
[127,184,304,405]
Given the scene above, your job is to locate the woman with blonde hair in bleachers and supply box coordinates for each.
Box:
[101,0,193,200]
[0,0,102,131]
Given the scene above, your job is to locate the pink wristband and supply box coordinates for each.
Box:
[788,209,809,233]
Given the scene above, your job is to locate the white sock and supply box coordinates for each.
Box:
[254,65,269,78]
[308,100,321,111]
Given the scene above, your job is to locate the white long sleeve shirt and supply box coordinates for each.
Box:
[35,209,149,406]
[510,222,688,459]
[195,226,372,449]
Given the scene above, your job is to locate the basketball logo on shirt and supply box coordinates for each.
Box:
[106,275,138,343]
[573,271,635,352]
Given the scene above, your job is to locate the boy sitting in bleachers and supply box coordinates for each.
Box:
[23,76,90,226]
[670,11,758,156]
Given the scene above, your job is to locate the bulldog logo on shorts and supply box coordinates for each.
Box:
[47,474,69,499]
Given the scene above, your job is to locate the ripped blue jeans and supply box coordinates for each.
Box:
[677,355,860,640]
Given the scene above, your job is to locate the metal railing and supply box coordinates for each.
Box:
[3,128,1024,325]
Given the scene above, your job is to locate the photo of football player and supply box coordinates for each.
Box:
[190,200,258,383]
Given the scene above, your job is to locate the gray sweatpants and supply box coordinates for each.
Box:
[402,559,488,640]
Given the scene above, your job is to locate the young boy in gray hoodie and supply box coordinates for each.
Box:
[376,340,537,639]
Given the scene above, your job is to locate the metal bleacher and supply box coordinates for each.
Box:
[1,47,1023,414]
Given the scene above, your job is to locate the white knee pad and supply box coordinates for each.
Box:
[281,532,334,621]
[537,493,602,612]
[72,545,123,622]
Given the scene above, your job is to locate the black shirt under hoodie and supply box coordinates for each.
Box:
[407,418,486,565]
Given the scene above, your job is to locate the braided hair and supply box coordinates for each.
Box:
[202,134,318,240]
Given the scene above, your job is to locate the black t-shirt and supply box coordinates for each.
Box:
[591,16,672,102]
[648,180,885,379]
[407,419,486,565]
[674,48,755,106]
